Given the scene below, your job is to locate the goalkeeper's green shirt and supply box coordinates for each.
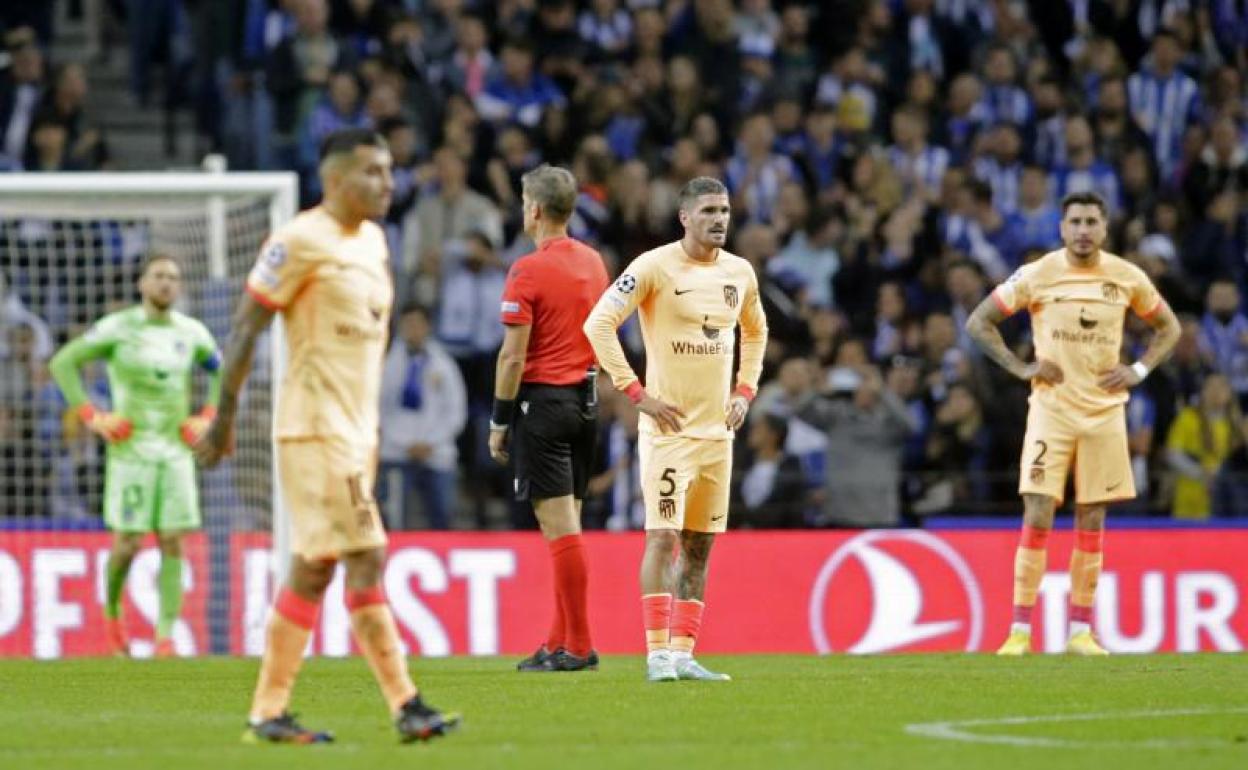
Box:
[49,306,222,462]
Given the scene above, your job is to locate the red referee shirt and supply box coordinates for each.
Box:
[500,236,610,385]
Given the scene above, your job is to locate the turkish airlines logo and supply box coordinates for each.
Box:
[809,531,984,654]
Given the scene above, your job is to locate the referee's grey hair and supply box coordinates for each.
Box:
[677,176,729,212]
[521,164,577,223]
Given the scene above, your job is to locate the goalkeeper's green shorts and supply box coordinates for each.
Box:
[103,454,201,533]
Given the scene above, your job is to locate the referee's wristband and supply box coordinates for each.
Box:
[1130,361,1150,381]
[491,398,515,427]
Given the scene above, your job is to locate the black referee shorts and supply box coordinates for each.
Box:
[511,383,598,502]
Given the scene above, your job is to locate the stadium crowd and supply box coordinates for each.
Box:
[2,0,1248,528]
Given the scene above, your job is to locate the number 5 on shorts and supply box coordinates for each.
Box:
[658,467,677,520]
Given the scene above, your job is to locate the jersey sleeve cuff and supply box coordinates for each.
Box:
[1138,299,1164,320]
[623,381,645,404]
[991,289,1014,317]
[245,283,283,310]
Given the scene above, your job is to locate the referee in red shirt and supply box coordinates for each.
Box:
[488,164,609,672]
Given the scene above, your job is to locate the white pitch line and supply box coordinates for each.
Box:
[905,707,1248,749]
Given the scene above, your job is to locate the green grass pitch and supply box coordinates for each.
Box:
[1,654,1245,770]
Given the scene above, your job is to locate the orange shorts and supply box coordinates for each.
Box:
[1018,402,1135,505]
[277,437,387,560]
[638,434,732,533]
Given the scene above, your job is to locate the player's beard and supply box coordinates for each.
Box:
[1069,240,1098,260]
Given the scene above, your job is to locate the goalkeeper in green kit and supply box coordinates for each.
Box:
[49,254,221,658]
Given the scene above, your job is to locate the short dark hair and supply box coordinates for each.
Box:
[501,36,535,55]
[1153,28,1180,46]
[947,258,983,278]
[677,176,728,211]
[376,116,412,138]
[520,164,577,222]
[319,128,387,163]
[1060,190,1108,218]
[140,253,180,276]
[967,179,994,205]
[398,301,431,320]
[465,230,495,251]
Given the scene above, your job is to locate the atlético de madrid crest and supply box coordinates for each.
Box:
[723,284,738,308]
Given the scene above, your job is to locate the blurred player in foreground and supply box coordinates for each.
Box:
[197,128,459,744]
[488,164,609,672]
[584,177,768,681]
[966,191,1180,655]
[49,254,220,658]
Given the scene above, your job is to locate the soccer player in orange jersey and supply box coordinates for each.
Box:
[584,177,768,681]
[196,129,459,743]
[966,191,1181,655]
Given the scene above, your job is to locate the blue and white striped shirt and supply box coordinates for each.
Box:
[1030,115,1066,169]
[1049,162,1122,216]
[973,157,1023,213]
[1127,67,1201,176]
[1198,312,1248,394]
[981,85,1032,126]
[725,153,799,224]
[1005,205,1061,252]
[887,144,951,197]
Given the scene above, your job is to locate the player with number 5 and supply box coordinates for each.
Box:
[584,177,768,682]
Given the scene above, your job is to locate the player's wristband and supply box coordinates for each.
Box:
[623,381,645,405]
[491,398,515,427]
[734,384,756,403]
[1130,361,1149,381]
[76,403,96,423]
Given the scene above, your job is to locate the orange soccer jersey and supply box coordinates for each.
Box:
[245,207,393,443]
[991,248,1163,414]
[583,241,768,439]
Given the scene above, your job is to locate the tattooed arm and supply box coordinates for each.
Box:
[194,293,276,467]
[965,295,1063,385]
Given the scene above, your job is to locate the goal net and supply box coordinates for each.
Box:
[0,171,297,658]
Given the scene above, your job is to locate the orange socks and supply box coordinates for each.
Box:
[642,593,672,652]
[643,595,706,657]
[1011,525,1049,630]
[1069,528,1104,630]
[249,588,318,722]
[249,585,417,722]
[347,587,418,715]
[670,599,704,655]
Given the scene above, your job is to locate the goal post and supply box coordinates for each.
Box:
[0,169,298,657]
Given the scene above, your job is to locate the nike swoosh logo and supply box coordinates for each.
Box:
[1106,481,1123,492]
[710,514,725,522]
[674,288,694,295]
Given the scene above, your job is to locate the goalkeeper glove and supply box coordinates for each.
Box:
[180,405,217,447]
[76,403,133,443]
